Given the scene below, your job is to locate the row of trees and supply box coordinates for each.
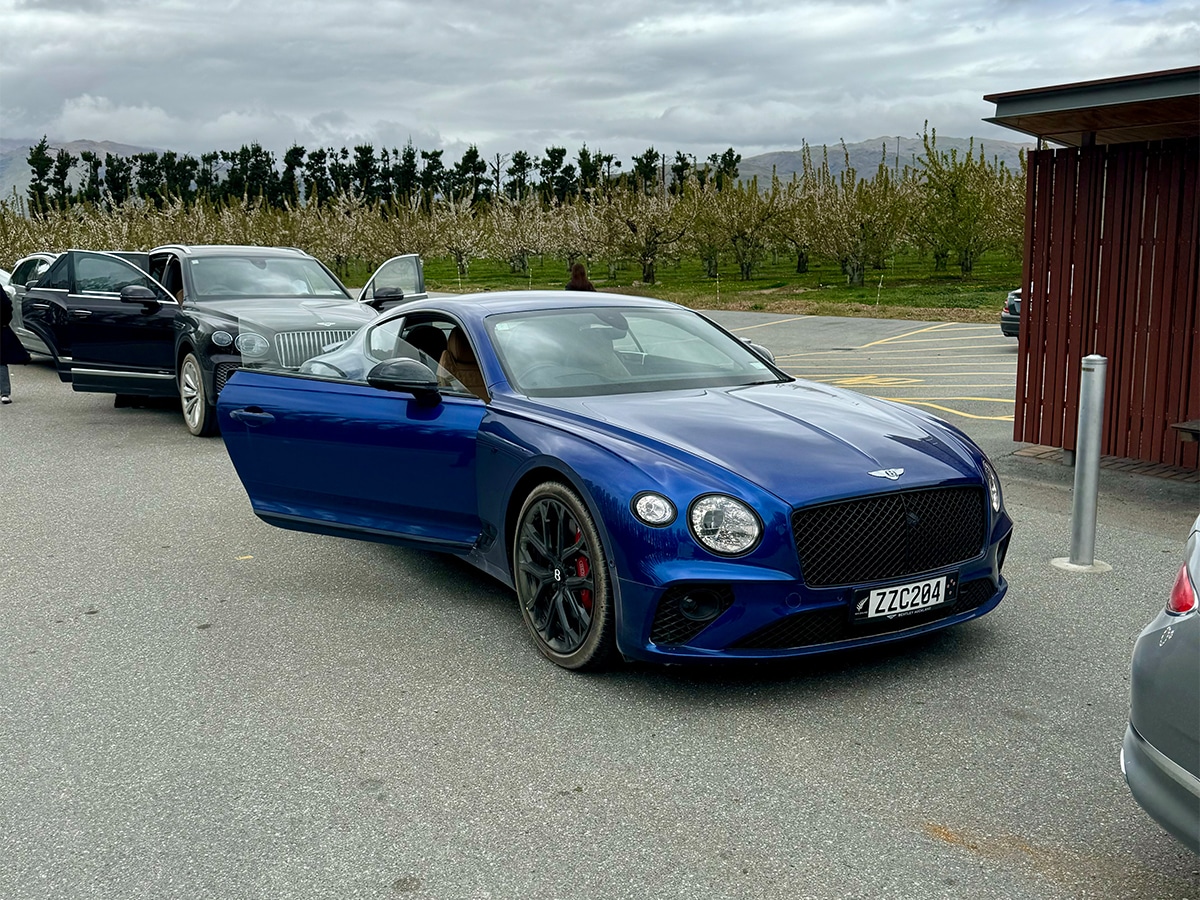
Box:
[7,130,1024,287]
[26,138,744,214]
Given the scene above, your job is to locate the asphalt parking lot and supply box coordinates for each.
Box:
[1,314,1197,900]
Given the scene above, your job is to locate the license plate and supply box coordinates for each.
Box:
[857,575,949,620]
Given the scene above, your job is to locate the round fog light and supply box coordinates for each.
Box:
[632,492,676,526]
[678,588,725,622]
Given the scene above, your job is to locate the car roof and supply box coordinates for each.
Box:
[389,290,682,321]
[148,244,314,259]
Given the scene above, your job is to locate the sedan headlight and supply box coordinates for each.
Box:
[689,495,761,556]
[983,458,1002,513]
[235,332,270,356]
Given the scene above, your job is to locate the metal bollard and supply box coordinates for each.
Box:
[1059,355,1110,571]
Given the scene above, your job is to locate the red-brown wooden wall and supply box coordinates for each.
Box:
[1015,137,1199,469]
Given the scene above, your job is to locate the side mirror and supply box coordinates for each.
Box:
[362,285,405,311]
[367,357,441,405]
[741,337,775,364]
[120,285,161,309]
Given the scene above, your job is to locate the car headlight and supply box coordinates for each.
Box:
[212,331,234,347]
[689,494,761,555]
[235,332,270,356]
[983,458,1002,513]
[631,492,676,527]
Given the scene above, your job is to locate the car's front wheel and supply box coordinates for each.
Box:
[179,352,217,437]
[513,482,615,671]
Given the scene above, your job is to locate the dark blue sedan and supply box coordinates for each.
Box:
[218,291,1013,670]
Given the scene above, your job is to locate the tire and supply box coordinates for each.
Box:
[513,482,615,671]
[179,352,218,437]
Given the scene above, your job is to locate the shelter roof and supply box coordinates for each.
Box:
[983,67,1199,147]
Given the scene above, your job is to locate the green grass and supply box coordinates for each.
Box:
[350,251,1022,323]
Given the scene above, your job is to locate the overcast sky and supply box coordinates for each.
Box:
[2,0,1197,164]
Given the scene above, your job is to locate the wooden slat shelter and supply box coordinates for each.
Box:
[986,69,1199,470]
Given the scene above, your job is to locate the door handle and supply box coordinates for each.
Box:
[72,309,93,318]
[229,408,275,426]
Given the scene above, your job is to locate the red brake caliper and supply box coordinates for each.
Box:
[573,529,593,612]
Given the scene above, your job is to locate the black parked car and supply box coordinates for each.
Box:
[21,245,374,435]
[1000,288,1021,337]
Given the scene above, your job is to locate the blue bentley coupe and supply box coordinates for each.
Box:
[218,291,1013,670]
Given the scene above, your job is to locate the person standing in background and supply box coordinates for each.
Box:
[1,285,32,403]
[565,262,596,291]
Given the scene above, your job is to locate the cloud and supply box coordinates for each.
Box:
[1,0,1196,164]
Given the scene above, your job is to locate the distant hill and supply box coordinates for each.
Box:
[738,135,1034,183]
[0,138,156,207]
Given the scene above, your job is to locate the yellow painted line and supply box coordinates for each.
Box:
[802,378,1019,388]
[887,396,1015,403]
[236,555,254,560]
[729,316,809,332]
[783,362,1018,369]
[868,334,1019,344]
[888,399,1014,421]
[775,346,1017,359]
[829,375,924,386]
[787,372,1022,379]
[860,323,956,348]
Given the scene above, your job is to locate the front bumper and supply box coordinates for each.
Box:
[1122,721,1200,854]
[614,548,1009,663]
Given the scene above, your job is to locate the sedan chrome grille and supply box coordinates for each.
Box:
[792,486,987,587]
[273,330,357,368]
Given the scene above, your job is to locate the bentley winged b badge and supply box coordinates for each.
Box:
[868,468,905,481]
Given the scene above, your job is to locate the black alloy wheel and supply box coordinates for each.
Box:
[513,482,615,670]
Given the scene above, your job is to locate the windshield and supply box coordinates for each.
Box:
[188,256,348,300]
[487,307,786,397]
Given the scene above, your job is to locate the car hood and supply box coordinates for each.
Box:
[193,298,372,330]
[532,381,982,505]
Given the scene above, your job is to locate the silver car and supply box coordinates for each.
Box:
[1122,513,1200,854]
[8,252,59,355]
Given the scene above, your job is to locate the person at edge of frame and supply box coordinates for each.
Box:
[0,284,31,404]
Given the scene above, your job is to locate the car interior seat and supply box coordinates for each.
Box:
[438,327,487,400]
[403,324,448,366]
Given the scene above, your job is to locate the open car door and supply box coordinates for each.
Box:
[217,324,486,550]
[66,251,179,396]
[358,254,426,312]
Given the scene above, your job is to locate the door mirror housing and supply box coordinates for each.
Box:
[367,357,442,405]
[362,285,405,311]
[741,337,775,363]
[120,285,161,308]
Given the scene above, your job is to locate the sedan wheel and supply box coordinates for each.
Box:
[179,352,217,437]
[514,482,615,670]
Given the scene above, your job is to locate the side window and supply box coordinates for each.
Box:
[152,255,185,302]
[12,261,34,285]
[373,257,420,297]
[40,256,70,290]
[358,316,475,397]
[74,253,151,294]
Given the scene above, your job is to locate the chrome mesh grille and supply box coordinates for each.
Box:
[791,486,987,588]
[273,330,357,368]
